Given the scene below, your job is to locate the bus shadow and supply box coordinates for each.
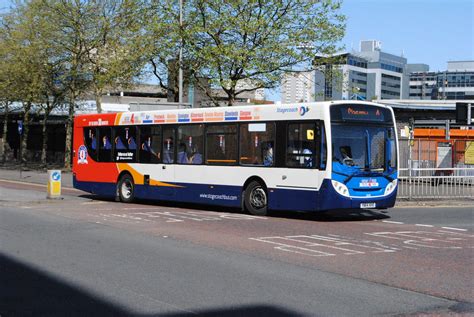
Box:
[78,194,390,222]
[270,209,391,222]
[0,252,304,317]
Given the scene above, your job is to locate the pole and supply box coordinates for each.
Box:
[178,0,183,107]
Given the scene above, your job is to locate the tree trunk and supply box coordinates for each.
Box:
[95,88,102,113]
[40,107,51,168]
[20,104,31,166]
[63,100,74,170]
[227,89,236,107]
[1,102,9,163]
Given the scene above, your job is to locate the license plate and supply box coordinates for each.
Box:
[360,202,376,209]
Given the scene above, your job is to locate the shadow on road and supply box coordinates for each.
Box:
[79,193,391,223]
[271,209,391,222]
[0,253,304,317]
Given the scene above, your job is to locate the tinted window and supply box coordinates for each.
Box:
[286,122,321,168]
[83,127,98,161]
[139,126,161,164]
[240,122,275,166]
[98,127,112,162]
[206,124,237,165]
[113,126,137,163]
[177,124,204,165]
[162,127,175,164]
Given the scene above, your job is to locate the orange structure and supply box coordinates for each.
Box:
[412,128,474,166]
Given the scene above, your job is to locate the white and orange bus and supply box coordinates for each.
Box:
[73,101,398,215]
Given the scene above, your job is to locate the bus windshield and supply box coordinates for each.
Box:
[331,124,397,175]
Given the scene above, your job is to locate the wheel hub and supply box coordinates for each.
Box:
[121,181,132,199]
[250,187,266,208]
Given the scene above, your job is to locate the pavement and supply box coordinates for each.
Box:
[0,166,472,208]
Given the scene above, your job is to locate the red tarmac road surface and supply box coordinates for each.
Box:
[1,179,473,304]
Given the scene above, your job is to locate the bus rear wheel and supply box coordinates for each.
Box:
[118,174,135,203]
[244,181,268,216]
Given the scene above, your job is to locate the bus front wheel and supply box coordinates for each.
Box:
[118,174,135,203]
[244,181,268,216]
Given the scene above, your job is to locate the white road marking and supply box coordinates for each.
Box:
[441,227,468,232]
[250,234,396,257]
[365,231,470,249]
[82,201,107,205]
[382,221,404,224]
[415,224,434,227]
[252,229,472,258]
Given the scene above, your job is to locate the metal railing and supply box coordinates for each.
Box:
[398,167,474,199]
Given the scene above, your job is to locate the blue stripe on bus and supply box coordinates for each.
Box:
[73,177,397,212]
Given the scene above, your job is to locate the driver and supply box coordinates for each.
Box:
[340,146,355,166]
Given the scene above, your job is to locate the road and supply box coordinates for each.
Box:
[0,179,473,316]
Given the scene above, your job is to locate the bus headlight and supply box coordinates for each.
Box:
[331,180,350,197]
[384,179,398,196]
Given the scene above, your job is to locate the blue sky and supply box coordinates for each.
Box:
[1,0,473,101]
[268,0,474,100]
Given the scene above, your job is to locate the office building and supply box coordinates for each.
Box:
[313,40,409,101]
[408,61,474,100]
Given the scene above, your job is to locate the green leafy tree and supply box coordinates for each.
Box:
[84,0,147,113]
[184,0,345,106]
[0,2,55,165]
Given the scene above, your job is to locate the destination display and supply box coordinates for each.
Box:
[330,104,392,123]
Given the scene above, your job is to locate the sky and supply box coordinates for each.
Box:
[1,0,473,101]
[268,0,474,100]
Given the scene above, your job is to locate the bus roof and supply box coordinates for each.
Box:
[74,101,393,128]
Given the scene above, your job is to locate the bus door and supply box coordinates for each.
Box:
[138,125,175,198]
[157,126,176,198]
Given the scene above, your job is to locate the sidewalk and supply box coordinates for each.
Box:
[0,167,73,188]
[0,167,472,207]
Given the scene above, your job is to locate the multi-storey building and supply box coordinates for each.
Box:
[408,61,474,100]
[313,40,409,101]
[280,70,316,103]
[407,64,438,100]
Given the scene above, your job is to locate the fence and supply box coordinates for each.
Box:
[398,138,474,199]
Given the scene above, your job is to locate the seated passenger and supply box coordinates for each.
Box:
[302,148,312,167]
[91,133,97,150]
[102,136,112,150]
[142,136,159,158]
[263,144,273,166]
[189,146,202,164]
[177,143,188,164]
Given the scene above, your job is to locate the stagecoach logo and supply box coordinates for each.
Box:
[77,145,88,164]
[359,178,379,188]
[299,106,309,116]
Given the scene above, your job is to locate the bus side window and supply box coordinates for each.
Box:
[98,127,112,162]
[113,126,137,163]
[162,127,175,164]
[206,124,237,165]
[177,124,204,165]
[286,122,320,169]
[83,127,98,161]
[139,126,161,164]
[239,122,275,166]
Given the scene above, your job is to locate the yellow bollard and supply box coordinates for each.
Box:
[47,170,62,199]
